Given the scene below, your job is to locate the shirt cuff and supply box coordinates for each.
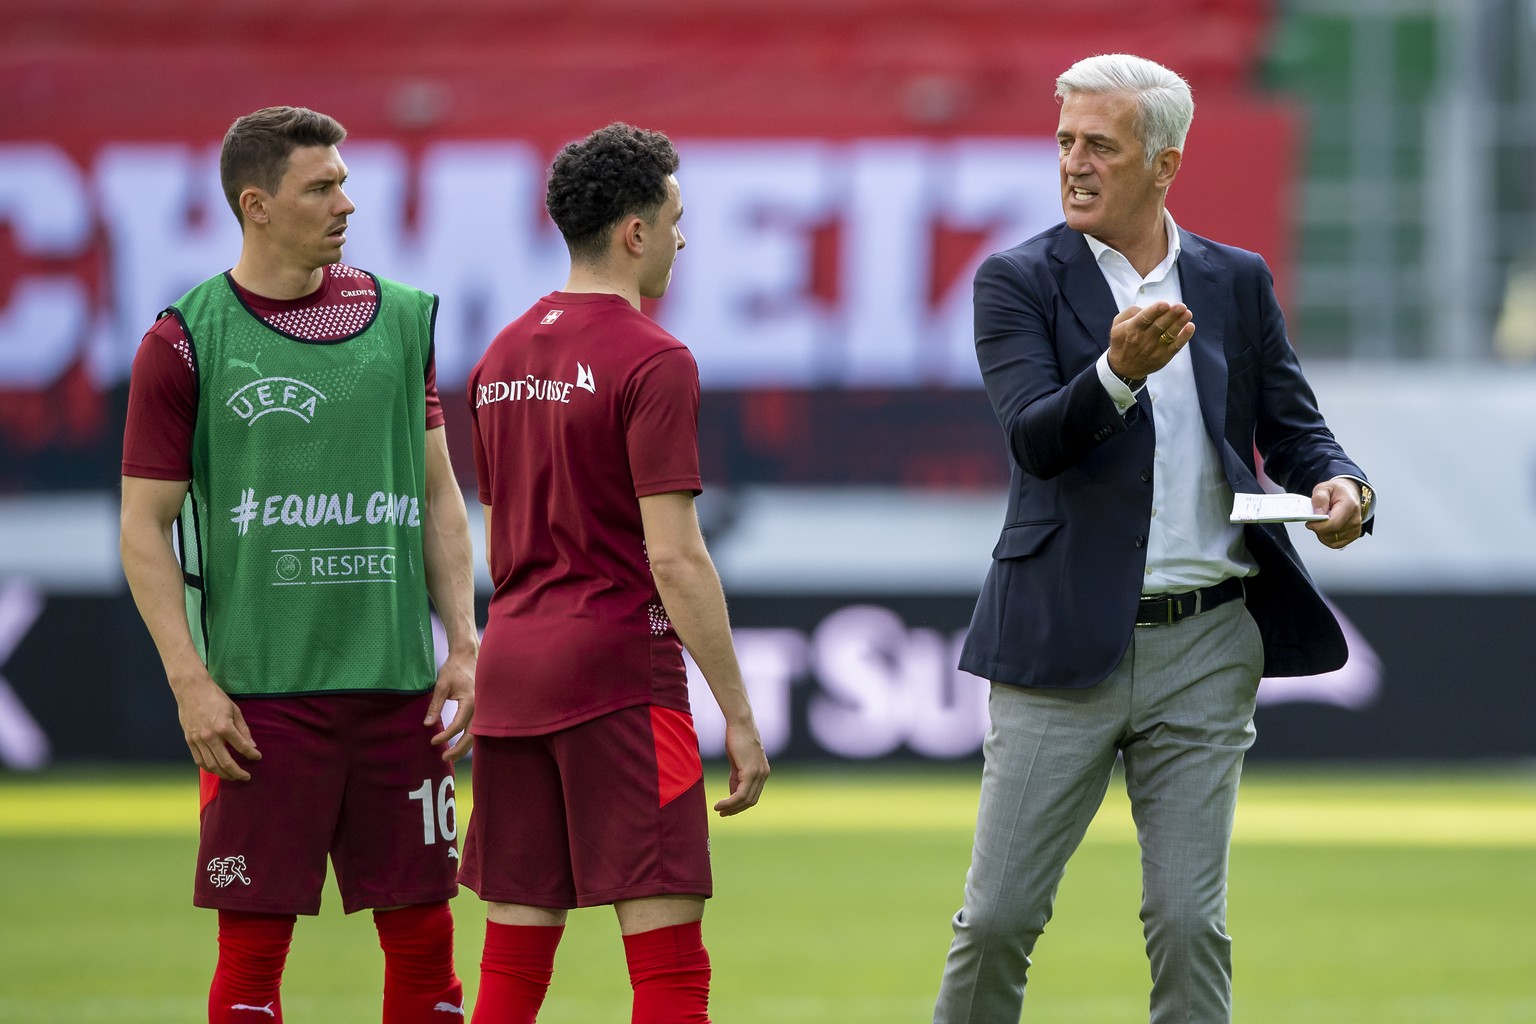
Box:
[1096,351,1139,416]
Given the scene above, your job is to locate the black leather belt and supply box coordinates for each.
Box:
[1134,577,1244,627]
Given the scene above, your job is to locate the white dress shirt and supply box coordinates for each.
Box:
[1086,210,1257,594]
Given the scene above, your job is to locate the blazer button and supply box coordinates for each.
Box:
[1140,469,1152,482]
[1134,535,1146,548]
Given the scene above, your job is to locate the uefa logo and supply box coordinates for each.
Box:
[227,377,328,425]
[275,553,301,581]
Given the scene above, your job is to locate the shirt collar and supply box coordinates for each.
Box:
[1084,209,1182,282]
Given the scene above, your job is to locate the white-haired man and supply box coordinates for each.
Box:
[933,54,1372,1023]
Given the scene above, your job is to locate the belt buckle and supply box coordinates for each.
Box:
[1135,595,1173,628]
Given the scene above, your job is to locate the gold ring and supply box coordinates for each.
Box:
[1160,332,1176,344]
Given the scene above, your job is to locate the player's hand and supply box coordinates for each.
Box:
[173,671,260,781]
[427,649,476,761]
[1107,302,1194,381]
[714,719,769,817]
[1307,476,1365,550]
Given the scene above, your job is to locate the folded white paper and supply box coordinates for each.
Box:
[1229,492,1329,524]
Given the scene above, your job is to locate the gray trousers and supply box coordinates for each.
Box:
[933,599,1264,1024]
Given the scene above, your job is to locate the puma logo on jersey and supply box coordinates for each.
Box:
[541,309,563,325]
[576,362,596,394]
[227,354,261,375]
[229,1002,275,1017]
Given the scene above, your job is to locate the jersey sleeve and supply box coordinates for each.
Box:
[625,346,702,498]
[121,314,197,480]
[424,338,445,430]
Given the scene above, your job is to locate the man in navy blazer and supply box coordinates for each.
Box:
[933,54,1371,1024]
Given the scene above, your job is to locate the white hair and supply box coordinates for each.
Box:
[1055,54,1194,165]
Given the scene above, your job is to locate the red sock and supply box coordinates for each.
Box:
[472,921,564,1024]
[373,902,465,1023]
[209,911,295,1024]
[623,921,711,1024]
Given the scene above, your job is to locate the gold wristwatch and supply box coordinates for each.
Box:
[1358,481,1374,520]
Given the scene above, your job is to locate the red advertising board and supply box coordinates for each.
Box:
[1,0,1294,489]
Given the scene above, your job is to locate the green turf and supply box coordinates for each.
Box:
[1,764,1533,1022]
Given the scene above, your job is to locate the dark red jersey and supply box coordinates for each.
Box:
[121,263,444,480]
[467,291,702,736]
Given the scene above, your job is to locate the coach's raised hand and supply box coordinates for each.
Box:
[1107,301,1194,382]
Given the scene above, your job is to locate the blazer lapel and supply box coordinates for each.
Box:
[1177,230,1227,439]
[1049,229,1119,361]
[1178,230,1259,490]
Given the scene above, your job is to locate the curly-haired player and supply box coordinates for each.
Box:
[461,122,769,1023]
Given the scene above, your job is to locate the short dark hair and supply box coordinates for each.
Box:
[545,123,679,262]
[220,106,348,223]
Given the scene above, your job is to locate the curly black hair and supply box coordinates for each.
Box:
[545,123,679,261]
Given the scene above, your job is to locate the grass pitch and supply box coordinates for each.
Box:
[1,764,1533,1023]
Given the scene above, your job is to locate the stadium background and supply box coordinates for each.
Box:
[2,2,1535,1021]
[2,0,1533,769]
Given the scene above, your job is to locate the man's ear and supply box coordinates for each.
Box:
[619,214,647,258]
[238,187,270,226]
[1154,147,1182,191]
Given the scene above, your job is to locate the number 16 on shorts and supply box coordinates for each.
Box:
[408,776,457,846]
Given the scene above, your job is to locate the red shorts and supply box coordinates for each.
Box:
[458,704,711,909]
[195,691,460,915]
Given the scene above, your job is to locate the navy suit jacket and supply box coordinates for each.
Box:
[958,223,1369,689]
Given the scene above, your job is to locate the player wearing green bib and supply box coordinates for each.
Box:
[120,106,478,1024]
[171,270,437,698]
